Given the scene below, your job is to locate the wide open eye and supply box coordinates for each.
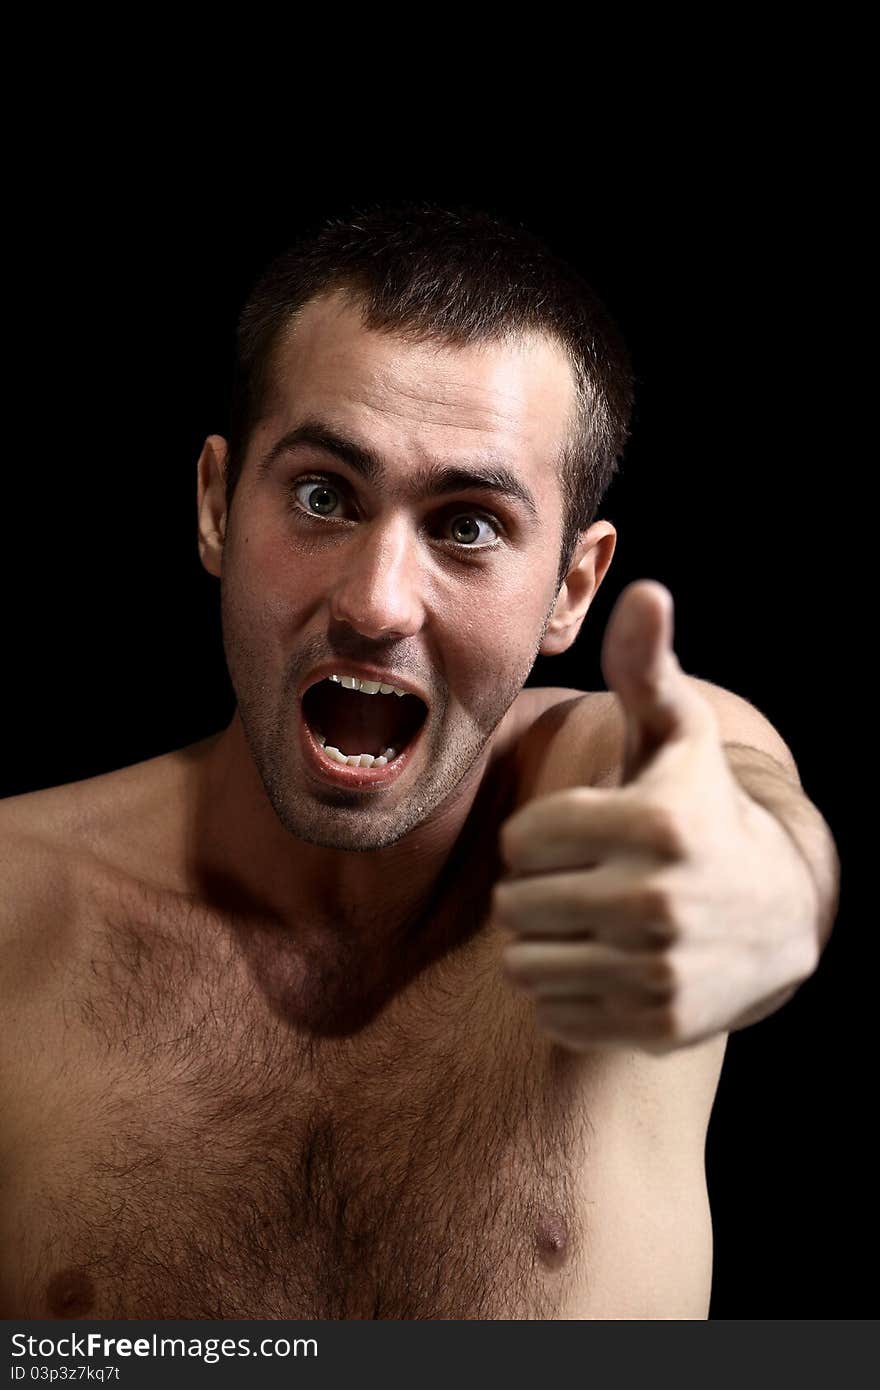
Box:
[289,476,499,548]
[291,477,352,519]
[445,513,499,547]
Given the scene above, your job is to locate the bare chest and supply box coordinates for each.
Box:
[3,891,594,1320]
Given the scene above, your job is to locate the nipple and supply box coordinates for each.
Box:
[535,1212,570,1271]
[45,1266,96,1318]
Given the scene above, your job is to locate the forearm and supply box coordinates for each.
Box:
[723,740,841,1030]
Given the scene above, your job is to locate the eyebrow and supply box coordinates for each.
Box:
[256,419,540,521]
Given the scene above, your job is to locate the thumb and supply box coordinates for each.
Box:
[600,579,717,784]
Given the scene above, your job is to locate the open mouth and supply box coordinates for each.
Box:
[301,675,429,769]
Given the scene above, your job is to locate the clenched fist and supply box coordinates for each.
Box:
[493,580,819,1054]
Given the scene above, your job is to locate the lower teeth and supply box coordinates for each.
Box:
[315,733,398,767]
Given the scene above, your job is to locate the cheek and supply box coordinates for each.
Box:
[224,524,324,625]
[446,573,547,652]
[440,602,538,722]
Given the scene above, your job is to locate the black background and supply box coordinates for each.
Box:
[1,143,865,1318]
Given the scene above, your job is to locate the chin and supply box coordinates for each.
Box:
[268,791,432,854]
[292,823,414,854]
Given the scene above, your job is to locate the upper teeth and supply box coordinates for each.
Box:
[329,673,409,697]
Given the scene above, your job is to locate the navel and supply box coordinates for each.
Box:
[534,1212,570,1271]
[45,1266,96,1318]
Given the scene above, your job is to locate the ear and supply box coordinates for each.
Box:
[197,435,230,578]
[539,520,617,656]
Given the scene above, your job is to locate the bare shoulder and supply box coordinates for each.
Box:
[0,741,207,996]
[0,784,120,991]
[0,734,222,896]
[0,793,92,994]
[0,785,79,919]
[511,673,799,798]
[0,828,82,1103]
[511,686,618,802]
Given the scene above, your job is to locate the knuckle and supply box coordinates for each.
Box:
[640,800,690,858]
[491,880,516,920]
[633,881,676,922]
[641,954,679,999]
[503,946,530,981]
[498,823,521,865]
[642,916,680,948]
[631,884,685,950]
[568,785,599,813]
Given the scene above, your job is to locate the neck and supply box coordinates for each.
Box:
[183,715,513,1035]
[191,713,507,945]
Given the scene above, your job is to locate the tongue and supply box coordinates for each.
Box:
[305,681,413,753]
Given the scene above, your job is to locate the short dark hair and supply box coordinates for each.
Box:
[223,201,635,589]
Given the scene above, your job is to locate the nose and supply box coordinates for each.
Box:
[328,513,425,641]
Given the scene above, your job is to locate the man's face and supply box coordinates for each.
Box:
[214,290,577,852]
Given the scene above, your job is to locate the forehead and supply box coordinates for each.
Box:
[255,290,576,492]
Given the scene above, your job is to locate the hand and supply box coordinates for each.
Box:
[493,580,818,1054]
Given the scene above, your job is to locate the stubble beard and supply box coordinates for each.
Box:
[239,677,517,854]
[224,580,558,854]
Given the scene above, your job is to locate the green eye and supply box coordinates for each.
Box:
[290,476,499,551]
[305,483,339,515]
[447,513,498,547]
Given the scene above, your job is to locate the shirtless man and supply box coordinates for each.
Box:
[0,205,839,1320]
